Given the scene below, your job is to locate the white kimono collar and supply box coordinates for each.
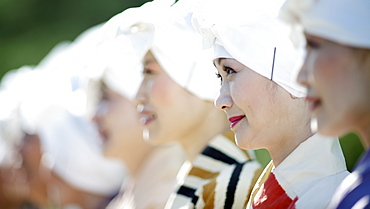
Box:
[272,133,347,198]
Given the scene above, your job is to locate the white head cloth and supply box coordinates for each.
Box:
[27,105,126,196]
[1,66,126,195]
[93,34,142,100]
[86,0,176,100]
[0,88,23,166]
[112,0,220,101]
[192,0,306,98]
[279,0,370,49]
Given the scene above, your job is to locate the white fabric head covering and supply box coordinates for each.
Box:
[94,34,142,100]
[112,0,219,101]
[1,66,126,196]
[279,0,370,49]
[88,0,175,100]
[192,0,306,98]
[32,105,126,196]
[150,0,219,101]
[0,89,23,166]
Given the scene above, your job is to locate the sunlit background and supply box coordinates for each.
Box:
[0,0,150,78]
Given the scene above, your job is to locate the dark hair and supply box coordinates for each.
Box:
[353,48,370,79]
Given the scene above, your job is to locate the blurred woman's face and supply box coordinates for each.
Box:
[18,134,48,206]
[93,83,143,157]
[297,34,370,137]
[135,51,209,144]
[214,58,303,150]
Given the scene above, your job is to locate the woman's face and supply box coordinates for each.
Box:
[135,51,209,144]
[214,58,303,150]
[18,134,49,205]
[297,34,370,136]
[93,84,143,157]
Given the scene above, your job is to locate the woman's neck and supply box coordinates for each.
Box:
[356,114,370,149]
[120,140,153,178]
[180,110,230,162]
[268,124,313,168]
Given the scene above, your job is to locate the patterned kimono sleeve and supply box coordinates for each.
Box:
[189,161,263,209]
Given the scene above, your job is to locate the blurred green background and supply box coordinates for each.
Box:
[0,0,151,78]
[0,0,365,171]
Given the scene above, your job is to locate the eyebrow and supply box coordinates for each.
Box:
[143,59,155,66]
[213,58,226,67]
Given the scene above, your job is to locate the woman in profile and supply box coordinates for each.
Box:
[192,0,349,208]
[279,0,370,208]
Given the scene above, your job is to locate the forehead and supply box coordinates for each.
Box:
[304,32,337,45]
[213,58,226,67]
[214,58,242,67]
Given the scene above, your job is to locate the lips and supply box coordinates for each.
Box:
[228,115,245,129]
[138,110,156,126]
[305,96,322,112]
[97,127,109,145]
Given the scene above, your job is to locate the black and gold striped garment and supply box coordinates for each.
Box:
[166,135,263,209]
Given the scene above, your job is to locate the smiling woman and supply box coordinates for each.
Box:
[192,0,350,208]
[279,0,370,208]
[0,0,150,80]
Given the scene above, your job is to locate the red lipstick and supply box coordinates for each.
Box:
[305,97,321,112]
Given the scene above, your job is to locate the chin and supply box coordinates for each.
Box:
[143,129,164,145]
[316,117,348,137]
[235,133,253,150]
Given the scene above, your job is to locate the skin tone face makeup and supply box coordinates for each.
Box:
[135,51,229,161]
[93,83,152,176]
[214,58,312,166]
[297,34,370,146]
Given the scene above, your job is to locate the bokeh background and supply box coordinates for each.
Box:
[0,0,150,78]
[0,0,365,171]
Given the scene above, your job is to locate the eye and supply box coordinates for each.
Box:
[142,68,154,75]
[306,39,320,50]
[215,72,222,85]
[224,66,236,75]
[101,89,112,101]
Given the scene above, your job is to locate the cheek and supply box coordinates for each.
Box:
[112,101,138,127]
[150,77,176,107]
[311,50,352,96]
[230,76,263,111]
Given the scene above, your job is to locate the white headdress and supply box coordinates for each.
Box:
[88,0,176,100]
[111,0,220,101]
[1,66,126,196]
[279,0,370,49]
[34,105,126,196]
[192,0,307,98]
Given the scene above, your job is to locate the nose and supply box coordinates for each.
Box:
[135,92,145,106]
[92,102,107,124]
[214,84,232,111]
[296,48,312,88]
[296,60,309,88]
[134,81,147,108]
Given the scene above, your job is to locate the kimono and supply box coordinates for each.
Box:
[327,149,370,209]
[165,134,262,209]
[107,143,187,209]
[247,134,349,209]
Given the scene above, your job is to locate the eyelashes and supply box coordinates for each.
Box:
[306,39,320,49]
[223,66,236,75]
[215,66,236,85]
[142,68,153,75]
[215,72,222,84]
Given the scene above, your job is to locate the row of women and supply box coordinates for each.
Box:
[0,0,368,208]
